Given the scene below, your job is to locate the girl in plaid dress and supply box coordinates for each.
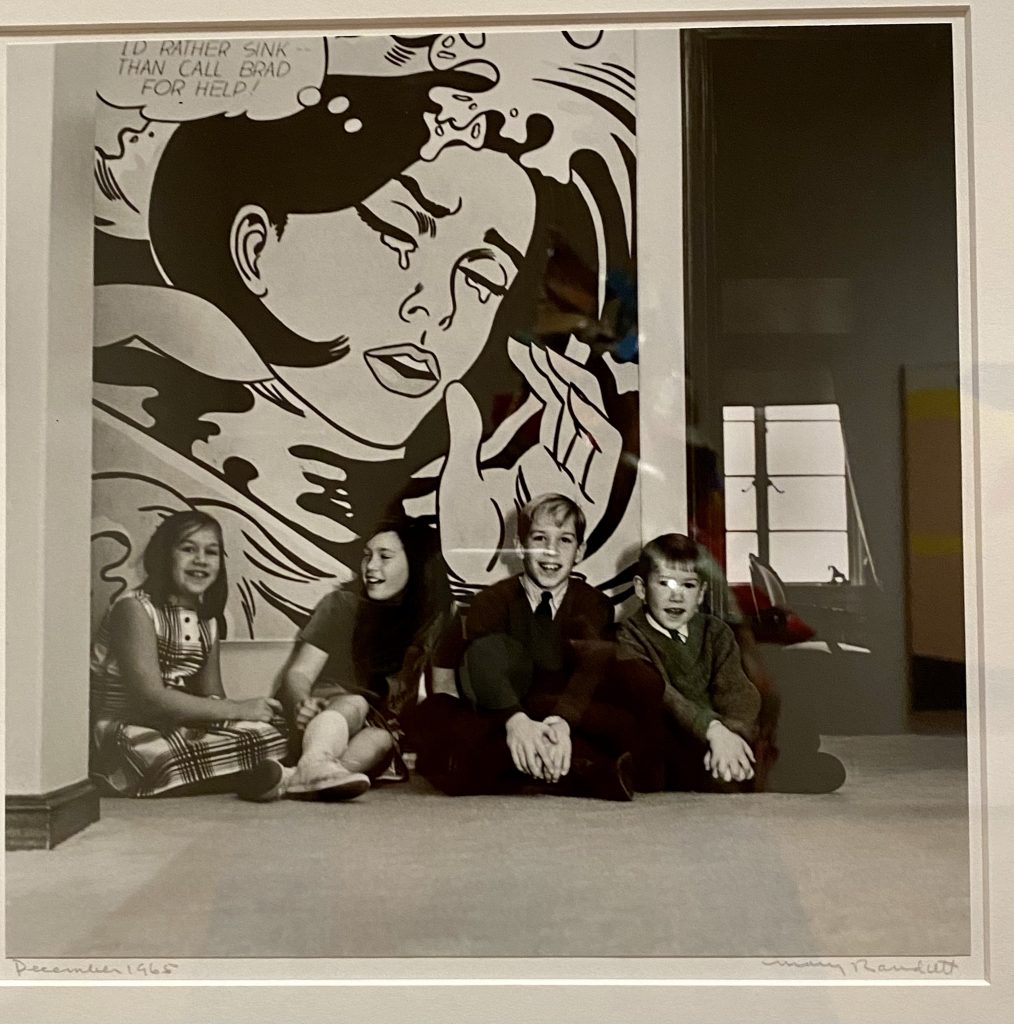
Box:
[90,511,289,799]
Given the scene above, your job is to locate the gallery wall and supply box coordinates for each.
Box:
[5,44,96,794]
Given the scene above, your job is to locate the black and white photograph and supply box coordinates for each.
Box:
[2,1,1012,1022]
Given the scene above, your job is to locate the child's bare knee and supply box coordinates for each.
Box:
[365,727,394,754]
[326,693,369,728]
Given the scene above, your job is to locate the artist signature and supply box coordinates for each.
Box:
[10,959,180,979]
[762,957,960,978]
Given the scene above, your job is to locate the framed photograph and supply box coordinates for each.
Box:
[2,1,1012,1021]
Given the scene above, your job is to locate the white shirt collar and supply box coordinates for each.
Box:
[646,610,689,643]
[520,573,569,619]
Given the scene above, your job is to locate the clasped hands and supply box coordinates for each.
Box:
[505,712,571,784]
[704,719,756,783]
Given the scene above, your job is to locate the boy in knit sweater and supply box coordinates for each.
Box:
[617,533,847,793]
[617,533,763,789]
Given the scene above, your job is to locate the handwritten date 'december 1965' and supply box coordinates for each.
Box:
[11,959,180,978]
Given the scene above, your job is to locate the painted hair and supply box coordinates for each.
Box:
[148,69,493,372]
[635,533,707,583]
[517,492,587,546]
[147,68,557,472]
[141,510,228,631]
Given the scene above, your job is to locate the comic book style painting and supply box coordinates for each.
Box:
[92,31,639,638]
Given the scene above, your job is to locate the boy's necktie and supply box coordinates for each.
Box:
[532,591,558,668]
[669,629,685,643]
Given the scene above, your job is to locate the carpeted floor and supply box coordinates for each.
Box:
[5,735,970,959]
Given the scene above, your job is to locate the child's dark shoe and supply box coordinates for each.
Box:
[766,751,846,794]
[235,758,289,802]
[564,750,636,801]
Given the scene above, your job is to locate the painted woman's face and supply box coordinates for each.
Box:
[253,146,537,448]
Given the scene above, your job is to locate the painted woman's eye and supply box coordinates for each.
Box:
[355,204,417,270]
[459,256,509,304]
[464,277,492,303]
[381,235,415,271]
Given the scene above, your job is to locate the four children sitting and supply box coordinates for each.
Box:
[92,493,845,803]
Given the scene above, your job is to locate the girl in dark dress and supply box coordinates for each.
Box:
[267,516,456,801]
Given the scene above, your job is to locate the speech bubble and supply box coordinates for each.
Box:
[97,37,327,121]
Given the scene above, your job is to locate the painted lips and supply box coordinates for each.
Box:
[363,343,441,397]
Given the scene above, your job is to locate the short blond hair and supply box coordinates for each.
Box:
[517,493,587,545]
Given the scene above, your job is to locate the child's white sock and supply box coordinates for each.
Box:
[300,708,351,765]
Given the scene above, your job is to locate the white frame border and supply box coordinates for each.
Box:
[2,2,1011,1021]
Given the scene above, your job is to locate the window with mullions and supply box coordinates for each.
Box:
[723,404,852,585]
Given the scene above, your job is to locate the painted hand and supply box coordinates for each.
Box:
[439,338,622,592]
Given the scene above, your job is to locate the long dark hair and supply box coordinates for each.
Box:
[351,515,453,711]
[141,510,228,633]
